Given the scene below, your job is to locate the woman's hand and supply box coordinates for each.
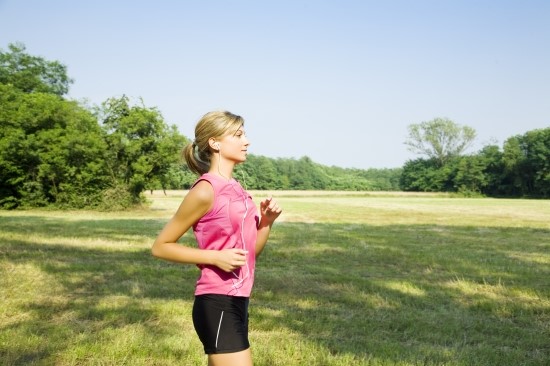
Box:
[255,195,282,257]
[213,248,249,272]
[259,195,282,224]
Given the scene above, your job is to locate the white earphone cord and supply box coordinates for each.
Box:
[231,186,250,290]
[215,143,250,292]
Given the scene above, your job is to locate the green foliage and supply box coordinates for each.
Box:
[0,42,72,95]
[453,154,488,194]
[2,43,548,207]
[239,155,280,190]
[98,184,142,210]
[476,144,507,196]
[0,44,187,209]
[400,127,550,198]
[502,128,550,197]
[405,118,476,166]
[236,155,401,191]
[400,158,454,192]
[157,153,402,192]
[0,84,110,209]
[147,163,196,191]
[97,96,187,201]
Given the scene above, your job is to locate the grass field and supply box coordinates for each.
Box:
[1,191,549,365]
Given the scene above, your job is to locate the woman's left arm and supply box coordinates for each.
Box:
[255,196,282,257]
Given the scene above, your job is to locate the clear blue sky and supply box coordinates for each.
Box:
[1,0,549,169]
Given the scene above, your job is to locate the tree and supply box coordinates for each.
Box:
[477,144,506,196]
[0,84,110,208]
[155,124,189,190]
[155,163,196,190]
[502,128,550,197]
[98,96,186,201]
[454,155,488,195]
[0,42,73,96]
[238,155,278,190]
[405,118,476,166]
[399,158,454,192]
[524,128,550,197]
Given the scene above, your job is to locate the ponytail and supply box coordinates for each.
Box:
[182,140,210,176]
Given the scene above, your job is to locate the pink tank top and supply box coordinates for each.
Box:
[192,173,259,297]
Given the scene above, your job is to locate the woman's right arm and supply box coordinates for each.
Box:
[151,181,248,272]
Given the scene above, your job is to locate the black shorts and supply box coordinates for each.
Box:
[192,294,250,354]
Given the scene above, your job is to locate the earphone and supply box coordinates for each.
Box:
[229,183,250,294]
[210,139,250,294]
[214,141,228,180]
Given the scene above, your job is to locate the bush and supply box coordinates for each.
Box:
[97,185,139,211]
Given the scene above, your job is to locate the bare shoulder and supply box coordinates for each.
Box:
[187,180,214,204]
[176,180,214,218]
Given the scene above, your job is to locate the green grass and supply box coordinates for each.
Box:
[1,192,549,365]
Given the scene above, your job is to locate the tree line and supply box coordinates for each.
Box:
[1,43,548,209]
[400,119,549,198]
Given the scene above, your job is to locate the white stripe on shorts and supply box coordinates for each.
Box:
[215,311,224,349]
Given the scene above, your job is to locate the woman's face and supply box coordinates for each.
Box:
[218,126,250,163]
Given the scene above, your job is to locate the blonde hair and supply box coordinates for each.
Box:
[182,111,245,175]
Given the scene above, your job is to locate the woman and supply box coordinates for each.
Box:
[152,111,282,366]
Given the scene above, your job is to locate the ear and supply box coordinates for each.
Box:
[209,138,220,150]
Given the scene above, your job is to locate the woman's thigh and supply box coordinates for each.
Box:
[208,348,252,366]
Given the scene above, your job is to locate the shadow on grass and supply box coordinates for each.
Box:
[0,215,198,364]
[1,216,549,365]
[254,222,550,365]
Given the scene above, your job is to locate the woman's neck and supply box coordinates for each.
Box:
[209,165,234,180]
[209,154,235,180]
